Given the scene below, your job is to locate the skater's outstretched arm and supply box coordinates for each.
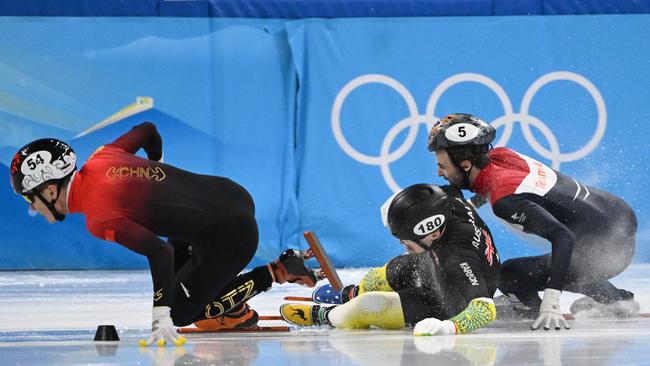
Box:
[413,297,496,336]
[92,217,184,346]
[414,255,497,336]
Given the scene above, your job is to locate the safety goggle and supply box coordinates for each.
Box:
[21,192,35,205]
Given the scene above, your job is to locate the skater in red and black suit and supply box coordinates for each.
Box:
[10,122,318,346]
[427,113,638,331]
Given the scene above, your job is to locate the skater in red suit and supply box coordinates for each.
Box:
[427,113,638,331]
[10,122,317,346]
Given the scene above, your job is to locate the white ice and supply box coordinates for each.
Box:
[1,265,650,365]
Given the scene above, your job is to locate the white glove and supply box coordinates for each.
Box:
[140,306,186,347]
[413,334,457,354]
[531,289,570,331]
[413,318,456,336]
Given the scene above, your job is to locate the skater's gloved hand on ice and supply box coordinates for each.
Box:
[413,317,456,336]
[268,249,318,287]
[138,344,187,366]
[531,289,570,331]
[140,306,186,347]
[413,333,457,354]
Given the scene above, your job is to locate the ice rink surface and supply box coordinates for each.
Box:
[1,265,650,365]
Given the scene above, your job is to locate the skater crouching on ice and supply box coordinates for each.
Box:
[427,113,639,330]
[10,122,319,346]
[281,183,501,336]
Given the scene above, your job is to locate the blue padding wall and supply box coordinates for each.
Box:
[287,15,650,265]
[0,18,300,268]
[1,12,649,269]
[2,0,650,17]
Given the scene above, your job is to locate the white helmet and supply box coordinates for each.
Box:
[10,138,76,194]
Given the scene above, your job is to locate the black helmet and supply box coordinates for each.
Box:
[10,138,76,222]
[386,184,452,248]
[10,138,76,194]
[427,113,496,152]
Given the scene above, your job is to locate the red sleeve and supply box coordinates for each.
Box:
[90,217,174,307]
[108,122,163,161]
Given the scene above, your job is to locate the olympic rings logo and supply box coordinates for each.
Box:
[331,72,607,192]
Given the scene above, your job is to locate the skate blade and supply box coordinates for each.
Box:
[178,325,290,333]
[564,312,650,320]
[284,296,313,302]
[259,315,283,321]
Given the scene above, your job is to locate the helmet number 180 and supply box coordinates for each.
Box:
[413,215,446,236]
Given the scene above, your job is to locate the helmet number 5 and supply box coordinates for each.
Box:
[457,126,466,137]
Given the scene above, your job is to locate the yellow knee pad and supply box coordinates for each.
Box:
[358,265,394,294]
[328,292,405,329]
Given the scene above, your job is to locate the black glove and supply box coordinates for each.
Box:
[269,249,318,287]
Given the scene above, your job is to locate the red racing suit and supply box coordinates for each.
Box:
[67,122,259,324]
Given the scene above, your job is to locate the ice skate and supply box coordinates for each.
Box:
[570,291,640,318]
[494,294,538,320]
[193,303,259,331]
[280,303,331,326]
[312,284,357,304]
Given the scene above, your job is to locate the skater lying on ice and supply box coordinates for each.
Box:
[281,183,501,336]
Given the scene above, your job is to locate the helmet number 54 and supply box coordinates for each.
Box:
[26,154,45,170]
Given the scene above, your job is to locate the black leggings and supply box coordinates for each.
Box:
[386,254,468,325]
[499,222,636,306]
[167,214,264,325]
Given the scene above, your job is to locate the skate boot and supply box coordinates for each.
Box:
[494,294,539,320]
[280,303,332,327]
[312,284,358,304]
[193,303,259,331]
[570,290,640,318]
[269,249,319,287]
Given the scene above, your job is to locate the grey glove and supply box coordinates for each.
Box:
[532,289,570,331]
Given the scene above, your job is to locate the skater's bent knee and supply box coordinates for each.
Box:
[329,292,405,329]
